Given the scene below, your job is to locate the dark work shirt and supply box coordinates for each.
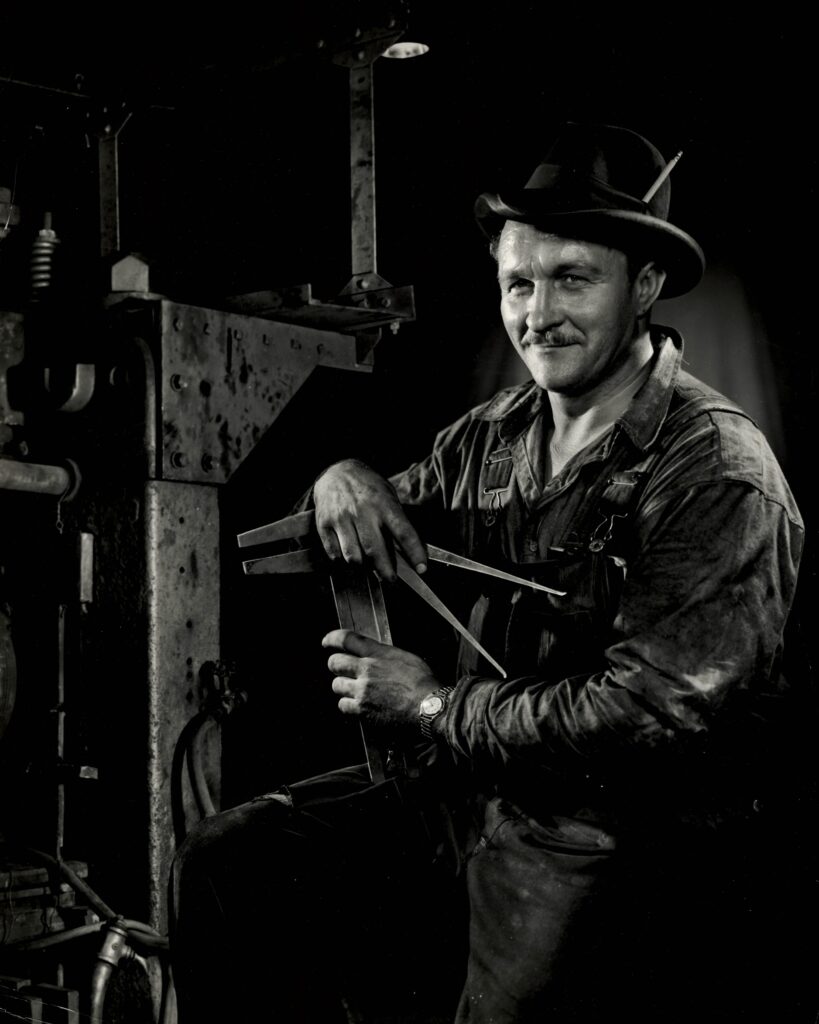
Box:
[391,328,804,819]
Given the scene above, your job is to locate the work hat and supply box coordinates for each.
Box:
[474,122,705,298]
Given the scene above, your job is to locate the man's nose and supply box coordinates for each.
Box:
[525,281,561,334]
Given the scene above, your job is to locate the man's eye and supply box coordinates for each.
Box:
[559,274,587,286]
[506,278,532,293]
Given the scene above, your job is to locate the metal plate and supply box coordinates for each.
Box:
[159,301,371,484]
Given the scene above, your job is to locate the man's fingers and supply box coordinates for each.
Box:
[327,652,360,676]
[316,522,342,562]
[322,629,384,656]
[331,676,359,697]
[313,461,427,575]
[319,518,398,581]
[356,523,397,582]
[385,510,427,574]
[336,696,360,716]
[334,520,365,566]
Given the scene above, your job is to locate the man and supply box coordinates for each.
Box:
[171,123,807,1022]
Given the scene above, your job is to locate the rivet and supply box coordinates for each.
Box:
[170,374,188,391]
[170,451,188,469]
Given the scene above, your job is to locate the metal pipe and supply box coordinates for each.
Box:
[12,921,105,951]
[0,457,72,496]
[9,918,166,953]
[23,847,119,922]
[56,604,67,859]
[90,923,131,1024]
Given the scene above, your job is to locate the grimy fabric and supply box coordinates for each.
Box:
[391,327,803,827]
[171,329,809,1022]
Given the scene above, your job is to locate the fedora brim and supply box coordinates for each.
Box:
[475,193,705,299]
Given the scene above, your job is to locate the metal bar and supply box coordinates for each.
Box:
[145,481,221,939]
[56,604,66,860]
[237,514,565,596]
[349,63,376,277]
[329,564,392,783]
[242,548,319,575]
[428,545,567,597]
[237,509,314,548]
[98,130,120,258]
[395,557,508,678]
[79,533,95,605]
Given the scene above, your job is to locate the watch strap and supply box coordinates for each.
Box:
[419,685,455,740]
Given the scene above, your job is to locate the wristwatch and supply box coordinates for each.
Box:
[418,686,455,740]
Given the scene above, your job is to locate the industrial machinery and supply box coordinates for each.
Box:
[0,8,422,1020]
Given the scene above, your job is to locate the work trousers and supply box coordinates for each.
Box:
[170,764,814,1023]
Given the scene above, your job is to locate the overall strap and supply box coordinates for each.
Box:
[567,395,753,556]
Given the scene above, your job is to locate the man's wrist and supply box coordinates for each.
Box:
[418,686,455,740]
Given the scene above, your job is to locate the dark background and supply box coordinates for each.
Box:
[1,6,814,467]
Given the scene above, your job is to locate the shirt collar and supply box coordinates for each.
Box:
[617,326,683,451]
[489,326,684,452]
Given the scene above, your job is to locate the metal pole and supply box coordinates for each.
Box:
[349,63,377,279]
[98,128,120,259]
[97,111,132,259]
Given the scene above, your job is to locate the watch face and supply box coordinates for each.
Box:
[420,695,445,716]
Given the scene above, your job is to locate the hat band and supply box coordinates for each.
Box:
[522,164,651,216]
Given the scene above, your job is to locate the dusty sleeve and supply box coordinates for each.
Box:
[440,481,804,774]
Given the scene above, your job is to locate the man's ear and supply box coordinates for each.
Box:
[634,262,667,315]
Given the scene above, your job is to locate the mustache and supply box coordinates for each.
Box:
[522,330,580,348]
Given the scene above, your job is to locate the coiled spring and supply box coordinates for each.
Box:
[30,213,59,296]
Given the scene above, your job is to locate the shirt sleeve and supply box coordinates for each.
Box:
[388,452,445,508]
[440,478,804,776]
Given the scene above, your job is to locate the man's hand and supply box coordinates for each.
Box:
[323,629,439,729]
[313,459,426,582]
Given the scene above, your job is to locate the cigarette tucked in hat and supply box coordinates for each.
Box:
[474,122,705,298]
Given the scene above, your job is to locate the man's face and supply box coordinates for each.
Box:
[497,221,646,395]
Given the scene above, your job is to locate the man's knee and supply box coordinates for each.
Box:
[170,794,294,922]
